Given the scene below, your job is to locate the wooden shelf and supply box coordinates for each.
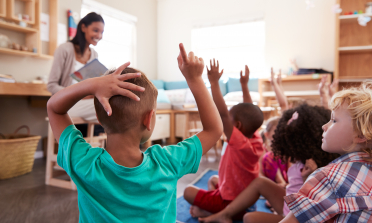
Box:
[38,54,53,60]
[0,82,51,97]
[339,76,372,82]
[339,45,372,54]
[0,21,37,33]
[339,14,372,23]
[260,74,325,82]
[262,90,319,97]
[6,0,35,25]
[0,47,37,56]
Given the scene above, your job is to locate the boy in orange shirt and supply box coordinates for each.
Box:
[184,60,264,219]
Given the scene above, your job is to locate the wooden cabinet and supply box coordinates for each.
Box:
[0,0,58,59]
[335,0,372,88]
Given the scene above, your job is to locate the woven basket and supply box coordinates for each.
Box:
[0,126,41,180]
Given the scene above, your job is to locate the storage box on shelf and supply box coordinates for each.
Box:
[335,0,372,89]
[0,0,57,59]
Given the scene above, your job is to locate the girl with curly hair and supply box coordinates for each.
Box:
[282,82,372,223]
[199,104,339,223]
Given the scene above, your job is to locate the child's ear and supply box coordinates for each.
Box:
[354,134,368,144]
[143,110,155,131]
[235,121,242,131]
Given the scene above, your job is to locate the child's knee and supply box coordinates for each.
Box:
[208,175,219,185]
[184,186,199,204]
[243,213,256,223]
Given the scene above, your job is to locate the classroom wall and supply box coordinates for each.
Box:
[157,0,336,81]
[0,0,157,153]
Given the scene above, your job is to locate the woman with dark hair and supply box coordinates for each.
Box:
[47,12,104,122]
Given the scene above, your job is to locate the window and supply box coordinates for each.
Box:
[192,21,266,79]
[81,0,137,69]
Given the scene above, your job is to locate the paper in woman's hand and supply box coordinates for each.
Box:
[70,59,108,82]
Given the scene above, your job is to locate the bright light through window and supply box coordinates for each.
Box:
[192,21,266,79]
[81,1,136,69]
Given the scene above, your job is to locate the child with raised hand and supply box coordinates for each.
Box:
[199,103,339,223]
[47,43,223,223]
[270,68,288,111]
[282,82,372,223]
[318,75,339,109]
[183,59,264,220]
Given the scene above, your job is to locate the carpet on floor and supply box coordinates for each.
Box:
[176,169,272,223]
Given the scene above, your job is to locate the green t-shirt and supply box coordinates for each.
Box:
[57,125,202,223]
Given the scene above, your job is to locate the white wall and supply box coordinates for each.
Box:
[157,0,336,81]
[0,0,157,152]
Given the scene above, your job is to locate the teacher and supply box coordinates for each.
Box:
[47,12,104,122]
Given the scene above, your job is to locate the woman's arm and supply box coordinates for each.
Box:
[47,45,68,94]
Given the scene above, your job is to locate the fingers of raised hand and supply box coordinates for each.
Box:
[188,51,195,61]
[115,88,140,101]
[117,72,141,81]
[118,81,145,93]
[217,60,219,69]
[245,65,249,75]
[179,43,188,63]
[220,69,224,75]
[98,97,112,116]
[114,62,131,75]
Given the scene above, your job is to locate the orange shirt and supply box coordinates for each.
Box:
[218,127,264,201]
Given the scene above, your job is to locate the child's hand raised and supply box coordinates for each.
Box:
[240,65,249,86]
[207,59,223,84]
[177,43,204,82]
[94,62,145,116]
[318,75,329,96]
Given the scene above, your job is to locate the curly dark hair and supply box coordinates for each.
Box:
[272,103,339,168]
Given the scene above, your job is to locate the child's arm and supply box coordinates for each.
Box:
[206,59,234,141]
[47,62,144,142]
[275,169,287,188]
[270,68,288,111]
[177,44,223,155]
[240,65,252,103]
[280,212,300,223]
[318,75,330,109]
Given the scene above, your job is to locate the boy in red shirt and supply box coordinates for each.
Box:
[184,60,264,219]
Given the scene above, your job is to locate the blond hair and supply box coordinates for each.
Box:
[330,81,372,156]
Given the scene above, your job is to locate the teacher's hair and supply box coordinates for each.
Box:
[71,12,104,55]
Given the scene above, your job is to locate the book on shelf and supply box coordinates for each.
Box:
[0,74,16,83]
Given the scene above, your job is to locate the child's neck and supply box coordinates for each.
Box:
[105,132,144,168]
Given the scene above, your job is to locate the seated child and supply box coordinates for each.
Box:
[46,43,223,222]
[199,103,339,223]
[184,60,264,219]
[260,116,288,187]
[282,81,372,223]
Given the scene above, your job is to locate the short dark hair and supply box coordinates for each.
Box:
[272,103,339,167]
[71,12,104,56]
[229,103,264,138]
[94,68,158,134]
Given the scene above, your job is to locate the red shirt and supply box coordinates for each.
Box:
[218,127,264,201]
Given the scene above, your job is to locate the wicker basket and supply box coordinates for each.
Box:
[0,126,41,180]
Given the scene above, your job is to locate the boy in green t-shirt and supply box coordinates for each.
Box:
[47,43,223,223]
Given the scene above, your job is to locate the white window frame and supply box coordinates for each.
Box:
[81,0,137,68]
[191,16,267,79]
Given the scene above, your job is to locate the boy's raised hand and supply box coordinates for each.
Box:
[177,43,204,82]
[207,59,223,84]
[240,65,249,85]
[318,75,329,96]
[94,62,145,116]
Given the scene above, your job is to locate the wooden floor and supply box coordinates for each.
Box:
[0,152,219,222]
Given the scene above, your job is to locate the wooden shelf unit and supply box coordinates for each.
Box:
[258,74,331,107]
[0,0,5,17]
[335,0,372,87]
[0,0,58,59]
[6,0,35,25]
